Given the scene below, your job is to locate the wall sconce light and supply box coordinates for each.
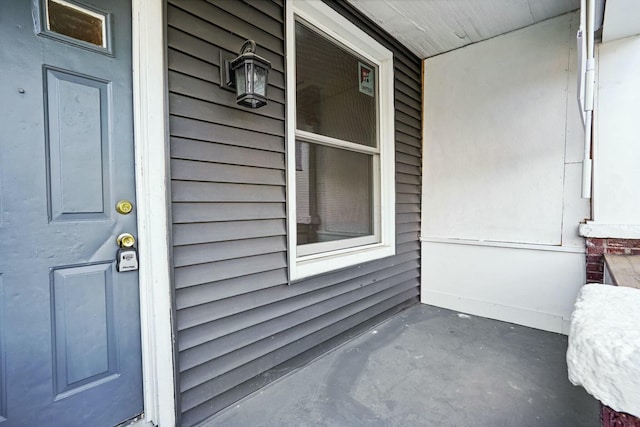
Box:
[221,40,272,109]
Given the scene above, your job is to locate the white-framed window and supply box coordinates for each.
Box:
[286,0,395,280]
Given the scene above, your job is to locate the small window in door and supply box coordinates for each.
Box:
[37,0,112,54]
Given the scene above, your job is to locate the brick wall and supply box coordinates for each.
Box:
[587,240,640,427]
[601,404,640,427]
[585,238,640,283]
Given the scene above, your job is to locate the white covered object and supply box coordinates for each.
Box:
[567,284,640,417]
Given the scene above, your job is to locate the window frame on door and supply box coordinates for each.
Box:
[285,0,395,281]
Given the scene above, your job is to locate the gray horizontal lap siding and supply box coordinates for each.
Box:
[166,0,422,425]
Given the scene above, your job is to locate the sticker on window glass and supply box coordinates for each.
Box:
[358,62,374,97]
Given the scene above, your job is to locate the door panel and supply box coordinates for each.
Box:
[45,68,111,221]
[52,263,118,398]
[0,0,142,425]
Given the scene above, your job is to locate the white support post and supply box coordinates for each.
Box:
[131,1,176,426]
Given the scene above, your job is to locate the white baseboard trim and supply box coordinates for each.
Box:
[421,290,571,335]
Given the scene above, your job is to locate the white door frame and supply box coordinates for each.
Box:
[131,1,176,426]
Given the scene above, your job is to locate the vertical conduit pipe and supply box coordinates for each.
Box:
[582,0,596,198]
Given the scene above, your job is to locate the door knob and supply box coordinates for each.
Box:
[116,233,136,248]
[116,200,134,214]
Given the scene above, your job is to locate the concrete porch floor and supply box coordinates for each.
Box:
[206,304,599,427]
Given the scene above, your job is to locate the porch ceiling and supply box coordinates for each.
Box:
[346,0,580,58]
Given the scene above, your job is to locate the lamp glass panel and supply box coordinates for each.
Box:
[235,65,246,97]
[253,65,267,97]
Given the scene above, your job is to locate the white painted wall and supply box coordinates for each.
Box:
[602,0,640,43]
[422,243,585,334]
[421,12,590,334]
[587,35,640,232]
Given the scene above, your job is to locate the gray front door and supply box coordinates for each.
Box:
[0,0,143,425]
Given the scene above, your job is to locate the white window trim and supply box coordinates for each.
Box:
[286,0,395,281]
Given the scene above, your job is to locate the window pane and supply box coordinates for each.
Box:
[296,21,377,147]
[47,0,105,48]
[296,142,373,245]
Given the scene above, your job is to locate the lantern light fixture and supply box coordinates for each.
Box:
[222,39,272,109]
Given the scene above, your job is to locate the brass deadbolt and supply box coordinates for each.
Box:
[116,200,134,215]
[117,233,136,248]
